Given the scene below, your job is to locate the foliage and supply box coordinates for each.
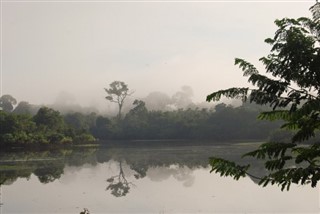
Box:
[89,116,111,140]
[0,107,95,147]
[1,96,280,148]
[0,111,36,145]
[73,133,96,144]
[0,96,286,148]
[33,107,65,132]
[207,2,320,190]
[92,101,278,141]
[122,100,149,139]
[13,101,39,115]
[104,81,133,119]
[0,94,17,112]
[209,158,249,180]
[64,112,90,131]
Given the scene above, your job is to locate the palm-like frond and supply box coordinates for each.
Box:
[206,87,249,102]
[207,2,320,190]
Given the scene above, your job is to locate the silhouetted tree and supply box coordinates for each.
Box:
[105,81,133,119]
[207,2,320,190]
[0,94,17,112]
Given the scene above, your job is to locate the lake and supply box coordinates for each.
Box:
[0,143,319,214]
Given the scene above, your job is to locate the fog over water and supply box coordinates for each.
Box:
[2,1,312,112]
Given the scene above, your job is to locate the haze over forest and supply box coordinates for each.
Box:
[2,1,311,114]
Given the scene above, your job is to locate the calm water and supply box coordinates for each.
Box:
[0,143,319,214]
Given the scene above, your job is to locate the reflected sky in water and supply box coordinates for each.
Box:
[1,145,320,213]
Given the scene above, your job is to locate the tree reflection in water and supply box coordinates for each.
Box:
[106,161,135,197]
[0,144,266,198]
[33,165,64,184]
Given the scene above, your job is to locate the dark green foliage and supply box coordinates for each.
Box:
[0,107,95,147]
[243,142,296,160]
[64,112,97,143]
[33,107,65,132]
[97,100,278,141]
[0,98,291,148]
[90,116,111,139]
[209,158,249,180]
[207,87,249,102]
[207,3,320,190]
[0,111,36,145]
[122,100,149,139]
[64,112,89,131]
[210,142,320,191]
[73,133,96,144]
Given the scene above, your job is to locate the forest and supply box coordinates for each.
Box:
[0,93,287,149]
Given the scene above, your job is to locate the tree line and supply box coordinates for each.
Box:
[0,105,96,148]
[1,92,285,149]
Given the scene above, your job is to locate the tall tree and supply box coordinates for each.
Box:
[207,2,320,190]
[104,81,133,119]
[0,94,17,112]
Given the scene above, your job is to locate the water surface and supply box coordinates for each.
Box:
[1,144,319,213]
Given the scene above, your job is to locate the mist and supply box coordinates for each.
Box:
[2,1,311,114]
[12,85,213,116]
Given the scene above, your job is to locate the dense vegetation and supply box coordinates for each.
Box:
[117,101,279,141]
[0,106,96,148]
[208,2,320,190]
[1,94,283,149]
[0,95,97,148]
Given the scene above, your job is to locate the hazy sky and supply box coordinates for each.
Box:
[1,0,313,111]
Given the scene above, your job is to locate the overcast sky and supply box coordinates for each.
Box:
[1,0,314,111]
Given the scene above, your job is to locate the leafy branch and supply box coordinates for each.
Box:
[210,142,320,191]
[208,2,320,191]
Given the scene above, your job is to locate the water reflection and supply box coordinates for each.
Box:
[1,145,319,213]
[106,161,134,197]
[0,145,259,193]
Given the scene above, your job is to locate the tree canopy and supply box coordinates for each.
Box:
[1,94,281,148]
[207,2,320,190]
[0,94,17,112]
[104,81,133,119]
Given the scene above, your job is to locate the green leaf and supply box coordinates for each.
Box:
[209,157,249,180]
[235,58,259,76]
[206,87,249,102]
[258,110,291,121]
